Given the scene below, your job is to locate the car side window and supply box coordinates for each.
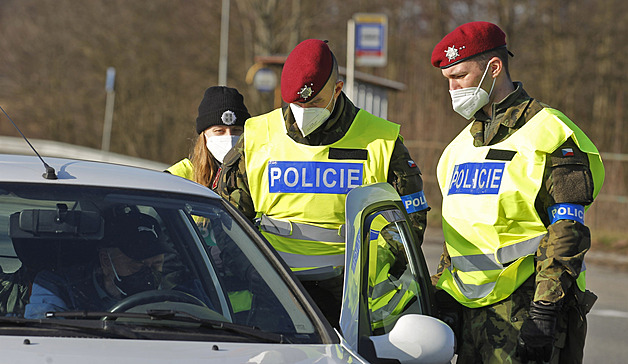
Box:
[366,210,423,335]
[189,208,313,334]
[191,212,251,322]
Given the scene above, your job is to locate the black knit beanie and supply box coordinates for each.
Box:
[195,86,251,134]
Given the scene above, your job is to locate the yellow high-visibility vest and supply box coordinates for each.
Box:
[167,158,194,180]
[244,108,399,279]
[436,108,604,307]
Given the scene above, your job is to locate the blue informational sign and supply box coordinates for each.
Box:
[354,13,387,67]
[253,68,277,93]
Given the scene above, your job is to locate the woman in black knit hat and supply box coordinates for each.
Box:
[167,86,251,190]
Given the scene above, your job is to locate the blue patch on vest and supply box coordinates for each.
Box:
[369,229,380,241]
[401,190,428,213]
[448,162,505,195]
[548,203,585,225]
[268,161,364,194]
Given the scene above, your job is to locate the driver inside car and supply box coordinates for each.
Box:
[25,208,171,319]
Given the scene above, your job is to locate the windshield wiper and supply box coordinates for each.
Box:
[0,316,145,339]
[150,309,288,343]
[47,310,288,343]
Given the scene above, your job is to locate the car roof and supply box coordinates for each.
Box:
[0,153,219,199]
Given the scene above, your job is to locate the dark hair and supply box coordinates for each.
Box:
[473,47,511,79]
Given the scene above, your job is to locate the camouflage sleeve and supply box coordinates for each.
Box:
[388,136,428,244]
[431,242,452,287]
[216,136,256,221]
[533,138,594,303]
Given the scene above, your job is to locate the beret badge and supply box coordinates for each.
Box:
[298,83,314,100]
[445,45,465,61]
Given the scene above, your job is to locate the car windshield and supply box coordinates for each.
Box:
[0,183,319,343]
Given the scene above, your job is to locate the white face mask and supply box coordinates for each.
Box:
[206,135,240,163]
[289,94,335,137]
[449,62,496,120]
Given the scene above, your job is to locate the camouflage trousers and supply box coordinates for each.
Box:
[456,276,593,364]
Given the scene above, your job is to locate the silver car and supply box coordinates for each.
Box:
[0,153,454,363]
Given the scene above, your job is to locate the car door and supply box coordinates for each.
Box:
[340,183,455,364]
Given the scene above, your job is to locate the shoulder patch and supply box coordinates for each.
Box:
[549,139,589,168]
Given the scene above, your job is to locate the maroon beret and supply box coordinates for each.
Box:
[431,21,507,69]
[281,39,333,103]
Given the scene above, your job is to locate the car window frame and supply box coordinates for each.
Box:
[340,183,436,357]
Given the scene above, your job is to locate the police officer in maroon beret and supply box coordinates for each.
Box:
[217,39,428,327]
[430,21,604,363]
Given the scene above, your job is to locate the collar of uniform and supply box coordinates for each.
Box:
[472,82,529,145]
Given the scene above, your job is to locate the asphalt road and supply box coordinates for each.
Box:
[421,232,628,364]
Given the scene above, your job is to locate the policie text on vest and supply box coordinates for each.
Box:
[448,162,505,195]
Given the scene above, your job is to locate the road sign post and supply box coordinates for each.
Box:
[101,67,116,152]
[346,13,387,101]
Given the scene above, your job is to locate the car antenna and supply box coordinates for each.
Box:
[0,105,58,180]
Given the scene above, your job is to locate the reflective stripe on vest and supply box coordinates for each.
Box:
[449,257,588,300]
[258,215,344,243]
[276,250,345,271]
[244,108,398,279]
[451,234,545,272]
[258,215,345,278]
[436,108,604,307]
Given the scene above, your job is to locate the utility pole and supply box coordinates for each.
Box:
[218,0,230,86]
[346,18,356,102]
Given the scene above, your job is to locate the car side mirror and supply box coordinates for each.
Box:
[369,314,455,364]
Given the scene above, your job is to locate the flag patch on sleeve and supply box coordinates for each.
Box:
[407,160,417,168]
[561,148,574,157]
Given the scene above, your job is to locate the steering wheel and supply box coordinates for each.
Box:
[108,289,208,314]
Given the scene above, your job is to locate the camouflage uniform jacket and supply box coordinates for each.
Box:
[217,91,427,243]
[432,82,595,304]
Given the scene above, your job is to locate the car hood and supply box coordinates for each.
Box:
[0,335,364,364]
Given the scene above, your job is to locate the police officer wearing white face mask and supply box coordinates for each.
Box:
[430,22,604,364]
[167,86,250,190]
[217,39,429,328]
